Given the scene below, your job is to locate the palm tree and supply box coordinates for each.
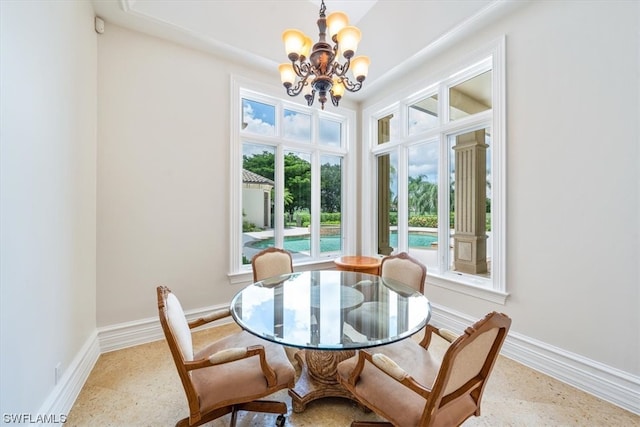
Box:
[408,175,438,215]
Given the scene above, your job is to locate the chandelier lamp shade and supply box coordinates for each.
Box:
[279,0,370,109]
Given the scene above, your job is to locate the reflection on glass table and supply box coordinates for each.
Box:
[230,270,431,412]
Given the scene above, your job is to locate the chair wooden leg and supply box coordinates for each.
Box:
[230,407,238,427]
[176,406,234,427]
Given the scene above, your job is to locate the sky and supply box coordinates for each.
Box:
[242,98,341,147]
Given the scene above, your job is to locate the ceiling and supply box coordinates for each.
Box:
[91,0,518,102]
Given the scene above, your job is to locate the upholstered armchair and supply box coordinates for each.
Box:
[251,247,293,283]
[337,311,511,427]
[157,286,295,427]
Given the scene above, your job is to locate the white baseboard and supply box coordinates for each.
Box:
[97,303,233,353]
[430,304,640,416]
[37,330,100,425]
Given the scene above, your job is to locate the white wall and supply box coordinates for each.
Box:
[0,0,97,415]
[97,25,264,325]
[362,1,639,375]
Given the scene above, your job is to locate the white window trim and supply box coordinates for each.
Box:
[362,37,508,304]
[229,76,357,282]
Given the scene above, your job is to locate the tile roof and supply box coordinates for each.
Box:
[242,169,274,186]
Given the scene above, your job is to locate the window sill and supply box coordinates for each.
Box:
[427,273,509,305]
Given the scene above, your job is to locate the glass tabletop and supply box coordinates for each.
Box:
[230,270,431,350]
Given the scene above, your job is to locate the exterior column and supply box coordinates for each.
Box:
[377,115,393,255]
[452,130,488,274]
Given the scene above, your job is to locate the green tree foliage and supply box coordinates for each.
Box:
[408,175,438,215]
[321,162,341,213]
[243,150,275,180]
[284,153,311,216]
[246,151,343,217]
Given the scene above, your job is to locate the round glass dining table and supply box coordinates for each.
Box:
[230,270,431,412]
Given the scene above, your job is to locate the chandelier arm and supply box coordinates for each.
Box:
[284,75,310,97]
[308,64,322,77]
[331,58,351,77]
[292,61,313,79]
[340,76,364,93]
[330,91,341,107]
[305,89,316,106]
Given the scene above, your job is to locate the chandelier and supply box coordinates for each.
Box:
[279,0,370,110]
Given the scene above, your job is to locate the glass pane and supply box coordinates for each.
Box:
[377,113,399,145]
[408,94,438,134]
[449,70,492,121]
[320,155,342,255]
[283,109,311,142]
[285,150,312,261]
[448,128,491,278]
[242,143,276,265]
[242,98,276,135]
[377,151,398,255]
[319,118,342,147]
[407,141,439,270]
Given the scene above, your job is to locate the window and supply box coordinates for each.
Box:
[230,82,355,277]
[364,40,506,303]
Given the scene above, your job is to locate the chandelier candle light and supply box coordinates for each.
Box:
[279,0,370,109]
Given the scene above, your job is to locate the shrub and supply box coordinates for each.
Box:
[408,215,438,228]
[243,220,261,232]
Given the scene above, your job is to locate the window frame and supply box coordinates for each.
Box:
[229,77,357,282]
[362,38,507,304]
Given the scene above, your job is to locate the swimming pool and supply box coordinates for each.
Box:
[246,231,437,253]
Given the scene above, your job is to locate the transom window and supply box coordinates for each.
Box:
[363,40,507,303]
[230,83,355,276]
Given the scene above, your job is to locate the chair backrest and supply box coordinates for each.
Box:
[157,286,199,414]
[424,311,511,426]
[380,252,426,293]
[251,247,293,282]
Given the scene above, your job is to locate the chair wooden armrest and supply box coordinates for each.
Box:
[419,324,460,348]
[184,344,278,387]
[346,351,432,400]
[188,307,231,329]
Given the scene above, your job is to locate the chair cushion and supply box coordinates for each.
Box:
[381,257,424,292]
[191,330,295,414]
[444,328,498,395]
[253,252,292,282]
[337,339,440,427]
[166,293,193,361]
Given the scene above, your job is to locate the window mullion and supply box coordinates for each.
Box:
[438,133,450,274]
[274,144,285,248]
[310,150,321,258]
[397,147,409,252]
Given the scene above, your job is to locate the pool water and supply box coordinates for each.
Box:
[247,231,437,253]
